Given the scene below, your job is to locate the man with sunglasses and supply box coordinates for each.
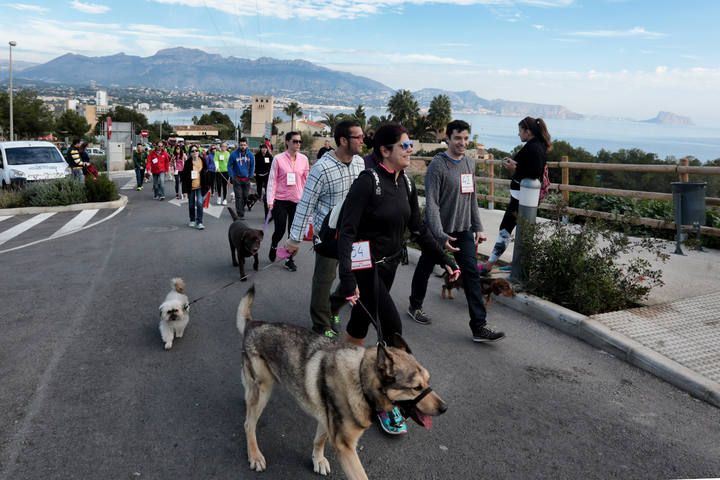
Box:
[408,120,505,343]
[266,132,310,272]
[284,120,366,338]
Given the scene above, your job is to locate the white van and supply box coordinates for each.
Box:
[86,147,105,156]
[0,141,70,187]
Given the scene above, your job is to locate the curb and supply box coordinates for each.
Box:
[0,195,128,216]
[406,247,720,409]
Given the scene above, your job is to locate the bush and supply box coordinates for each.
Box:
[85,174,119,203]
[0,189,24,208]
[520,218,667,315]
[21,177,88,207]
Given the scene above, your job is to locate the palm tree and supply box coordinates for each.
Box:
[283,101,303,131]
[427,94,452,141]
[387,89,420,128]
[352,104,367,131]
[240,107,252,134]
[367,114,392,132]
[271,116,282,135]
[320,113,343,135]
[411,115,437,143]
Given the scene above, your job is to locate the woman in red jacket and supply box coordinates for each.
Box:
[146,140,171,200]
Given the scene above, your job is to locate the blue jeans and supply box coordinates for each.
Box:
[71,168,84,182]
[152,173,165,198]
[410,230,487,331]
[135,167,144,188]
[188,189,204,223]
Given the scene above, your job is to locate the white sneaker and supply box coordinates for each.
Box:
[217,198,222,205]
[196,223,205,230]
[188,221,196,228]
[222,199,228,205]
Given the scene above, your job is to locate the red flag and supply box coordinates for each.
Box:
[202,191,211,209]
[303,222,314,241]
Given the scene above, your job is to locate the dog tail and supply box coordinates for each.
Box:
[172,277,185,294]
[227,206,239,221]
[236,285,255,336]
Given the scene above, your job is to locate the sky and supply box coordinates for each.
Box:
[1,0,719,124]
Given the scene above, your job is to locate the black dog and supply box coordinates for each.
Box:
[245,193,260,212]
[228,207,264,281]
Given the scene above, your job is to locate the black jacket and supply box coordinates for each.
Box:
[254,151,273,176]
[511,137,547,191]
[337,166,449,296]
[180,157,210,195]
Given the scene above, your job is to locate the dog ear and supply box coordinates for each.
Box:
[376,344,396,383]
[391,333,412,354]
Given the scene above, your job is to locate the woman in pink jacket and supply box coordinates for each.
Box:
[266,131,309,272]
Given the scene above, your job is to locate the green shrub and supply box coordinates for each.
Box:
[85,174,119,203]
[22,177,88,207]
[520,218,667,315]
[0,189,24,208]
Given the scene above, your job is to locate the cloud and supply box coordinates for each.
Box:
[70,0,110,14]
[2,2,48,12]
[569,26,665,39]
[150,0,574,20]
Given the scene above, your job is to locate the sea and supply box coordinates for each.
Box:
[147,108,720,162]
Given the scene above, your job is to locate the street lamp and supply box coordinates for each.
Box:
[8,40,16,142]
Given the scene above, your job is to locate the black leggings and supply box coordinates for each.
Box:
[255,175,269,216]
[500,196,520,233]
[271,200,297,247]
[346,261,401,345]
[216,172,229,200]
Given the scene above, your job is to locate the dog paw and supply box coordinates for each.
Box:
[313,457,331,476]
[164,342,172,350]
[249,452,267,472]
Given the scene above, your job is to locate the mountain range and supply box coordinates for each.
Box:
[14,47,691,123]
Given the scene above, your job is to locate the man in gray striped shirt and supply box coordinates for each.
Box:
[285,120,366,338]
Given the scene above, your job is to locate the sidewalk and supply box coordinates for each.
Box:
[438,208,720,407]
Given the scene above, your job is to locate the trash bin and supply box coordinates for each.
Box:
[671,182,706,225]
[671,182,706,254]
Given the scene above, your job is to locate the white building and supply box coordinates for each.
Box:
[96,90,108,107]
[66,99,79,112]
[136,103,150,111]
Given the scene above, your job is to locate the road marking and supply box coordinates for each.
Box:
[0,216,12,223]
[168,197,225,218]
[120,178,136,190]
[0,212,56,246]
[50,209,99,238]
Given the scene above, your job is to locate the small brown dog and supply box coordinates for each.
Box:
[441,273,515,305]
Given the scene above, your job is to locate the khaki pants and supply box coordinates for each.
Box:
[310,253,339,333]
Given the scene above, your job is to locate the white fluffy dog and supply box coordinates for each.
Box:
[158,278,190,350]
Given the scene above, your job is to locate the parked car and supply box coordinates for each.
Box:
[0,141,70,187]
[86,147,105,156]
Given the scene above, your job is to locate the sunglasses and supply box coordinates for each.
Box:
[291,139,303,144]
[190,149,199,153]
[386,141,414,151]
[347,134,365,140]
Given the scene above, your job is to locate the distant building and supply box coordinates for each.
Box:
[160,102,175,110]
[82,104,98,132]
[251,95,274,138]
[136,103,150,111]
[66,99,79,112]
[173,125,220,137]
[89,80,97,89]
[96,90,108,107]
[275,117,328,137]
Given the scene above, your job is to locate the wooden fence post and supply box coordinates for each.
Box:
[488,154,495,210]
[561,155,570,204]
[679,157,689,182]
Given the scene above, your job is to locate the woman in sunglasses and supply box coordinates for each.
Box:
[266,131,310,272]
[336,123,458,436]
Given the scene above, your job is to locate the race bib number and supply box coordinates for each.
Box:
[264,157,270,163]
[286,172,297,186]
[351,241,372,271]
[191,171,199,179]
[152,158,158,164]
[461,173,474,194]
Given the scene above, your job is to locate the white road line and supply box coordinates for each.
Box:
[0,216,12,223]
[50,209,99,238]
[0,213,56,246]
[120,178,136,190]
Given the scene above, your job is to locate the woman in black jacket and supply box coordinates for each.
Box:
[337,123,458,435]
[180,146,209,230]
[254,144,273,217]
[479,116,552,274]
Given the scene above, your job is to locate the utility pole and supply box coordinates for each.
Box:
[8,41,17,141]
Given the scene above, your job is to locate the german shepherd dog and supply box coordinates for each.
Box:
[236,286,447,480]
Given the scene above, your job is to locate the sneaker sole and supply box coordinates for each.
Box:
[472,335,505,343]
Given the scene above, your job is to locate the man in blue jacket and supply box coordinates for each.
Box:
[228,138,255,218]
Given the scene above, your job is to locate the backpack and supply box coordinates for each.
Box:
[314,169,413,259]
[539,163,551,202]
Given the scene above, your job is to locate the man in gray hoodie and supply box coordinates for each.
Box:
[407,120,505,343]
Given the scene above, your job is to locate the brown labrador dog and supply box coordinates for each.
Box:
[228,207,263,281]
[441,273,515,306]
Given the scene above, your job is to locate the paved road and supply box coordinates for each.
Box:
[1,183,719,479]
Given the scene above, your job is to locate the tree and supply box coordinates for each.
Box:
[55,110,90,139]
[387,89,419,128]
[283,101,303,131]
[240,107,252,134]
[427,94,452,140]
[195,110,235,139]
[352,105,367,131]
[410,114,436,143]
[147,120,174,143]
[0,90,55,139]
[320,112,347,135]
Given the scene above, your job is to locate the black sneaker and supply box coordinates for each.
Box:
[407,307,432,325]
[284,258,297,272]
[268,246,277,262]
[472,326,505,343]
